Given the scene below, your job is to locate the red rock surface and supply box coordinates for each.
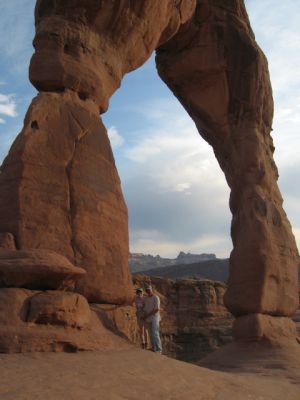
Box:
[233,313,297,341]
[0,91,132,304]
[91,304,138,343]
[0,249,85,290]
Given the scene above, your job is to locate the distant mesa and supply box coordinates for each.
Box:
[129,251,228,282]
[129,251,217,273]
[130,251,300,284]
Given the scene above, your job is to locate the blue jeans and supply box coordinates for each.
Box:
[146,318,162,352]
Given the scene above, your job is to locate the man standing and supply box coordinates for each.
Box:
[143,284,162,354]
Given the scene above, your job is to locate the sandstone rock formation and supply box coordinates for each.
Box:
[0,0,298,352]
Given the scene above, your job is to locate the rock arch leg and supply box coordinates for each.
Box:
[156,0,299,341]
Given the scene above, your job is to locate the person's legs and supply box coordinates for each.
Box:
[138,320,147,348]
[146,322,154,350]
[142,324,149,349]
[151,318,162,353]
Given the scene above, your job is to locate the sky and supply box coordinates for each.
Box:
[0,1,299,259]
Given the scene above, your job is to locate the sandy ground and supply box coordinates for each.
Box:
[0,344,300,400]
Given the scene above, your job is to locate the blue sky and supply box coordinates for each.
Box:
[0,1,299,258]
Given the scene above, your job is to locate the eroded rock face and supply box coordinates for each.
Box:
[91,303,138,343]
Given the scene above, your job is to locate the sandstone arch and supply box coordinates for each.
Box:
[0,0,298,348]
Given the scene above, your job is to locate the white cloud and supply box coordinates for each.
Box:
[0,118,5,124]
[107,126,124,148]
[126,141,161,162]
[175,183,191,193]
[292,228,300,248]
[0,94,17,120]
[123,98,228,196]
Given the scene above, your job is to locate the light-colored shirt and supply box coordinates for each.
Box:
[143,294,160,323]
[135,296,144,320]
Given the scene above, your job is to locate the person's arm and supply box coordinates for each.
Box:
[144,307,158,319]
[131,296,136,306]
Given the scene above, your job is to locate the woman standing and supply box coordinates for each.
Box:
[134,288,148,349]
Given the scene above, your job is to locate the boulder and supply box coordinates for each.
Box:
[27,291,91,328]
[233,314,298,341]
[0,249,86,290]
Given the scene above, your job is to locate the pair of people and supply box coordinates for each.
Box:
[134,285,162,354]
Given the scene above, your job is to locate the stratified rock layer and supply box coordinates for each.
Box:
[0,90,132,304]
[156,0,299,318]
